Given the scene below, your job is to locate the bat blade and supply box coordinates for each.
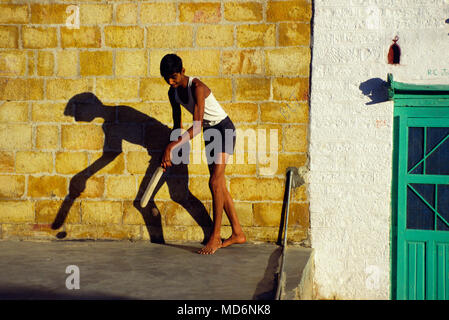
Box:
[140,166,164,208]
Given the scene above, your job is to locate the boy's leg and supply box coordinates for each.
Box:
[198,152,246,254]
[221,181,246,248]
[198,154,227,254]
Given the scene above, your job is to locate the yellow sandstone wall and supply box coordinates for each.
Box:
[0,0,311,243]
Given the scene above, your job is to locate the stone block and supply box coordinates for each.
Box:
[0,4,29,24]
[32,102,73,123]
[246,226,278,242]
[0,51,26,76]
[22,27,58,49]
[80,176,105,199]
[164,201,199,226]
[61,124,104,151]
[37,51,54,76]
[141,3,176,24]
[253,202,282,227]
[81,201,122,225]
[235,78,270,101]
[221,201,253,226]
[126,151,151,174]
[196,25,234,47]
[203,78,233,101]
[61,26,101,48]
[27,51,35,76]
[188,176,211,201]
[119,102,171,124]
[30,4,69,24]
[96,78,139,101]
[289,202,309,227]
[80,4,113,25]
[0,152,14,173]
[226,160,257,175]
[140,78,169,101]
[55,152,88,174]
[65,224,141,240]
[1,223,59,240]
[224,2,263,22]
[0,78,43,100]
[16,152,53,174]
[0,101,28,123]
[147,26,193,48]
[222,50,263,75]
[104,26,144,48]
[36,125,59,150]
[116,50,147,77]
[272,77,309,102]
[28,175,67,198]
[116,3,138,24]
[0,201,34,223]
[236,24,275,47]
[0,175,25,198]
[0,26,18,48]
[266,0,312,22]
[106,175,136,200]
[179,3,221,23]
[230,177,285,201]
[260,101,308,123]
[283,125,308,152]
[46,79,93,100]
[279,22,310,46]
[35,200,80,224]
[80,51,113,76]
[0,124,32,150]
[222,103,258,123]
[56,50,78,77]
[265,47,310,76]
[123,201,145,225]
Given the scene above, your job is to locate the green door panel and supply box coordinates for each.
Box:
[390,74,449,300]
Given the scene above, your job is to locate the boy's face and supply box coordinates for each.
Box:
[164,69,184,88]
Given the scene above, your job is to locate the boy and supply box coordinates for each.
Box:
[160,53,246,254]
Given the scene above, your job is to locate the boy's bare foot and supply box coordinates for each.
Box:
[197,237,222,255]
[222,233,246,248]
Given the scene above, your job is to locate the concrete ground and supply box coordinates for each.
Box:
[0,240,284,300]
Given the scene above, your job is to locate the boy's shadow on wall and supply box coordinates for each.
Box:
[52,92,212,244]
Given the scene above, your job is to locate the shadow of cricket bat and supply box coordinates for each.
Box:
[140,166,165,208]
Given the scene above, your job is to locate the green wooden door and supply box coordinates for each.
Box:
[390,75,449,300]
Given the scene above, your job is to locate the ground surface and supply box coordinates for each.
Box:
[0,240,282,300]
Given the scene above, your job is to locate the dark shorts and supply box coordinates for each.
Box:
[203,116,236,162]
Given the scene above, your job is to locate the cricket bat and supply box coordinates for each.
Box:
[140,166,164,208]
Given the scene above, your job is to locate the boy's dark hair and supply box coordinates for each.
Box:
[160,54,183,78]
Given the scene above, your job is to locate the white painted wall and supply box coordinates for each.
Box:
[309,0,449,299]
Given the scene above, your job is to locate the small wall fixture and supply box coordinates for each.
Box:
[388,36,401,64]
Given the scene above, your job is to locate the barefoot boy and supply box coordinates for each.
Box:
[160,53,246,254]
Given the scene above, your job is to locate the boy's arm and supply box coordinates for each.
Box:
[162,80,206,169]
[168,88,182,130]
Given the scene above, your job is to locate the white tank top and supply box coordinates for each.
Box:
[174,76,228,125]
